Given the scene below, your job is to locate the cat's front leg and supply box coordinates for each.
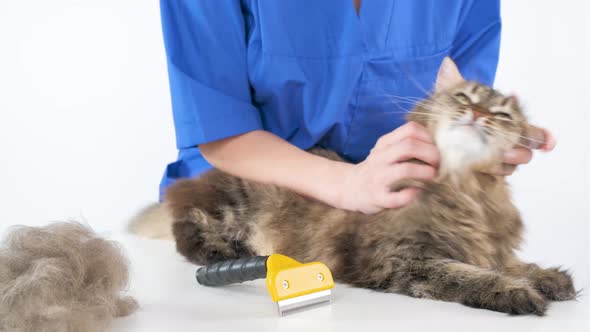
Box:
[504,259,577,301]
[363,257,548,315]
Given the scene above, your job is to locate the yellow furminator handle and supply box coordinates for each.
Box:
[265,254,335,302]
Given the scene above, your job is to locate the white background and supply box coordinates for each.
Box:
[0,1,589,330]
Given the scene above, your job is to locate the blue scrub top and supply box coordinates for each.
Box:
[159,0,501,198]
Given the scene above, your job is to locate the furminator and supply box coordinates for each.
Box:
[196,254,334,316]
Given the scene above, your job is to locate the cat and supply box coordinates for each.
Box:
[130,57,576,315]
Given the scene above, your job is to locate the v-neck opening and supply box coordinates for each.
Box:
[349,0,363,16]
[353,0,362,17]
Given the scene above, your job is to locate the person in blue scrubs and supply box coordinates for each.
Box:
[158,1,553,214]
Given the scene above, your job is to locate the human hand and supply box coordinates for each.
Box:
[337,122,440,214]
[485,126,556,176]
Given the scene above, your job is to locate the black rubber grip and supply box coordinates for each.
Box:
[195,256,269,286]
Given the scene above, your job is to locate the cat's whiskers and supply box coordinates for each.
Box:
[380,96,458,116]
[394,66,435,98]
[378,95,445,108]
[375,95,427,103]
[372,93,423,99]
[487,124,546,144]
[373,90,459,117]
[373,90,436,106]
[485,125,544,149]
[373,90,423,115]
[376,111,448,118]
[380,104,457,120]
[410,103,459,117]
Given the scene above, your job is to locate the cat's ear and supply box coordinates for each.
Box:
[502,95,519,108]
[435,57,465,93]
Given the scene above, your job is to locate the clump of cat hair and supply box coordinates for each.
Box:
[0,222,137,332]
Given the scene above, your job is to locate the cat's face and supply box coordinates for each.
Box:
[408,58,529,173]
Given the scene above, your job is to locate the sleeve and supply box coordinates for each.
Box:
[160,0,263,149]
[450,0,502,86]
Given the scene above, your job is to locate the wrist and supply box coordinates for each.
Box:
[316,160,354,209]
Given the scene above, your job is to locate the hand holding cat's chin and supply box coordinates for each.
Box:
[333,122,439,214]
[479,128,555,176]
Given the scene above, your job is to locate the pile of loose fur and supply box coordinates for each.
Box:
[0,222,137,332]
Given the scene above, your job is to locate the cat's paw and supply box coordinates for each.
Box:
[532,267,577,301]
[466,283,547,316]
[499,286,548,316]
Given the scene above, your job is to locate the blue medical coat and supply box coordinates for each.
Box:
[159,0,501,197]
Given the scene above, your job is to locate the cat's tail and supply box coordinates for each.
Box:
[127,203,174,240]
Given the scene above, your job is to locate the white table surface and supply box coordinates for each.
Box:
[110,234,589,332]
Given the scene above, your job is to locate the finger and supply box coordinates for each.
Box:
[378,187,421,209]
[374,121,433,150]
[484,163,518,176]
[386,162,437,184]
[382,138,440,166]
[359,204,383,215]
[522,124,546,149]
[523,124,556,151]
[540,129,556,152]
[503,148,533,165]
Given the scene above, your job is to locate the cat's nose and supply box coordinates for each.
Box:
[469,109,487,121]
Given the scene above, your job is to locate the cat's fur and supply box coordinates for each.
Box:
[0,222,137,331]
[131,57,576,315]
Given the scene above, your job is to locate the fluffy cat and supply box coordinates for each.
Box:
[131,57,576,315]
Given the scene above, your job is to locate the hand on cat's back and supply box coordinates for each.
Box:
[484,126,556,176]
[338,121,439,214]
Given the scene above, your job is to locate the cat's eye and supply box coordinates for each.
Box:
[492,112,512,120]
[453,92,471,105]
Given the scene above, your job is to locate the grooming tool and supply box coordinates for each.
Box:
[196,254,334,316]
